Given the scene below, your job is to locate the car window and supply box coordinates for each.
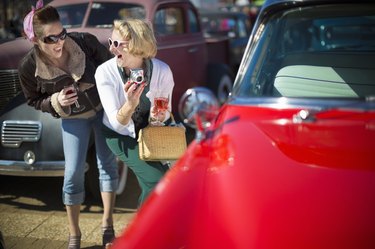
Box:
[188,8,200,33]
[201,14,239,38]
[87,2,145,27]
[237,19,248,38]
[206,17,233,33]
[234,4,375,99]
[154,7,185,35]
[57,3,87,28]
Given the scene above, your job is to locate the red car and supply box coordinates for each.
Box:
[111,0,375,248]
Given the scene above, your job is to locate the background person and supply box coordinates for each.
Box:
[95,18,174,206]
[18,1,118,248]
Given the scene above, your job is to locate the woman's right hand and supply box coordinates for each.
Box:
[123,81,146,109]
[57,86,78,107]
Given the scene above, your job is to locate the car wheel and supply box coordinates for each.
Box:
[207,63,234,105]
[85,147,129,200]
[0,230,5,249]
[85,146,101,202]
[116,159,128,195]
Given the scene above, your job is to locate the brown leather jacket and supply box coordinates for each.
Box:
[18,32,112,118]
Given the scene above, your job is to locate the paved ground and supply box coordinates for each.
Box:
[0,170,141,249]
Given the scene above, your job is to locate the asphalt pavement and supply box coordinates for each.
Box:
[0,170,140,249]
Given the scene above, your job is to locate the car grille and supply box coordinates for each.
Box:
[0,69,22,112]
[1,121,42,148]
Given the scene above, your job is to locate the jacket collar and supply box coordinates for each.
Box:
[34,35,85,81]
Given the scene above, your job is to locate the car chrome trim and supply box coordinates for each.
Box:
[0,160,65,177]
[1,120,42,148]
[0,160,89,177]
[229,97,375,110]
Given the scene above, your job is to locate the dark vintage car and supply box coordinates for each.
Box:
[111,0,375,248]
[0,230,4,249]
[200,9,252,72]
[0,0,234,198]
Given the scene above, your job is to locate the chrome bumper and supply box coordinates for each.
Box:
[0,160,65,177]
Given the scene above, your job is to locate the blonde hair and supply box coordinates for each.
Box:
[113,18,157,58]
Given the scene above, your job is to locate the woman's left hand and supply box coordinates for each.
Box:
[150,106,166,122]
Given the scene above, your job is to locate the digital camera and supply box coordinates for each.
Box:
[130,68,144,84]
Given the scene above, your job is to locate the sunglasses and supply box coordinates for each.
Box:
[42,28,67,44]
[108,38,128,48]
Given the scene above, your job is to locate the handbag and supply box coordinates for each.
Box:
[138,113,187,161]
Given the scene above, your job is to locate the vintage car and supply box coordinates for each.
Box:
[111,0,375,248]
[199,9,252,72]
[0,0,234,198]
[0,230,4,249]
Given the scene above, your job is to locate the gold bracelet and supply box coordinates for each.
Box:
[117,111,129,125]
[118,107,127,117]
[117,112,126,118]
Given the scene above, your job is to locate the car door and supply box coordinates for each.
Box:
[152,2,207,113]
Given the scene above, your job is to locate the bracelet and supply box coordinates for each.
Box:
[118,106,127,117]
[117,111,129,125]
[117,112,126,118]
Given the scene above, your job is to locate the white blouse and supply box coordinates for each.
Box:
[95,57,175,138]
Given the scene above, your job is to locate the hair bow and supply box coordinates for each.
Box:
[23,0,44,41]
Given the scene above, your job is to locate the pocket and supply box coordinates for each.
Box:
[71,85,102,116]
[38,75,75,94]
[82,85,101,111]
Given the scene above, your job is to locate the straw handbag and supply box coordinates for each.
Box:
[138,113,187,161]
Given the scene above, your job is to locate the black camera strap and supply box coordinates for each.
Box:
[117,59,152,85]
[117,66,129,83]
[116,59,153,137]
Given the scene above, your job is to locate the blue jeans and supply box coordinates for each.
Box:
[61,111,118,205]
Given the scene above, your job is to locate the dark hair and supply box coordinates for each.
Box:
[33,6,60,38]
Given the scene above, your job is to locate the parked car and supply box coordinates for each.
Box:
[0,230,4,249]
[199,9,252,72]
[220,2,261,34]
[0,0,234,198]
[111,0,375,248]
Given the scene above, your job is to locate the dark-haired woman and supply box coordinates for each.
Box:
[18,1,117,248]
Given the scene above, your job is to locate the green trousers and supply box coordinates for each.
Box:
[102,126,169,206]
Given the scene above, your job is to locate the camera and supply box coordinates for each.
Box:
[130,68,144,84]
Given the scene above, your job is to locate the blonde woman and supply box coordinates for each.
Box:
[95,19,174,206]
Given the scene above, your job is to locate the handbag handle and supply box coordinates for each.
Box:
[168,111,176,125]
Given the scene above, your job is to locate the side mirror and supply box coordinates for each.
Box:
[178,87,220,140]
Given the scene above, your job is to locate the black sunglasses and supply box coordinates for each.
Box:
[43,28,67,44]
[108,38,128,48]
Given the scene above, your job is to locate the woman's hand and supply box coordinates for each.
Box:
[116,81,146,125]
[123,80,145,109]
[150,106,167,122]
[58,86,78,107]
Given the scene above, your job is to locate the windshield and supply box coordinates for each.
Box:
[57,3,87,28]
[87,2,145,27]
[233,4,375,99]
[57,2,145,28]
